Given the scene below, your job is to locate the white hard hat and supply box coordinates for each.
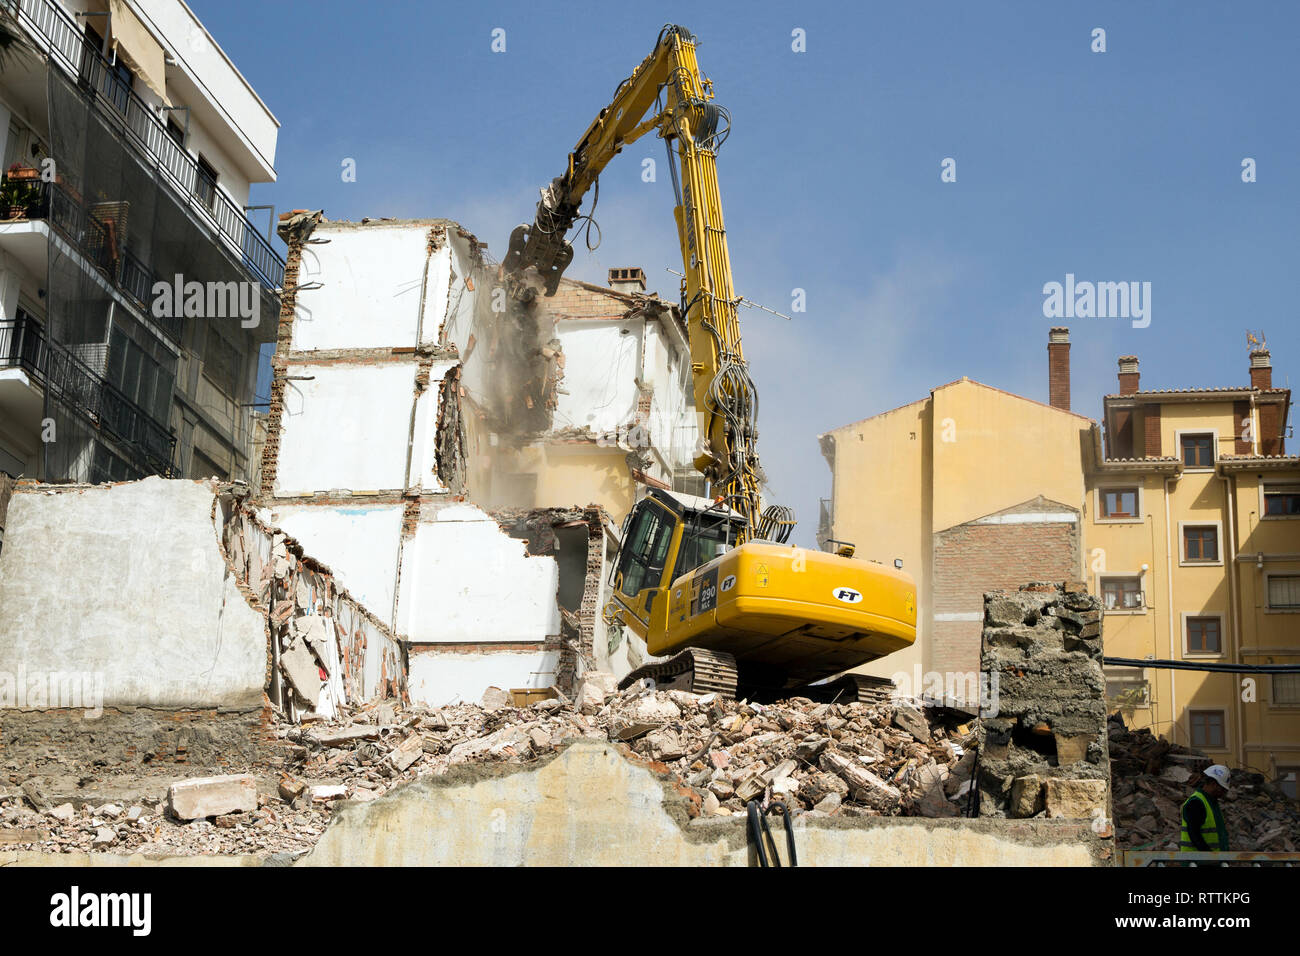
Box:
[1203,764,1231,790]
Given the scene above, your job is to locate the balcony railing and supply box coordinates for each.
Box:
[0,314,176,476]
[4,177,184,342]
[10,0,285,292]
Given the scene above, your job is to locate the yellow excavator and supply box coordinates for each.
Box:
[505,25,916,699]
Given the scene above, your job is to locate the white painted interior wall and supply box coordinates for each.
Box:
[553,320,641,436]
[395,503,561,644]
[273,503,405,628]
[273,363,415,494]
[408,650,561,707]
[292,223,432,351]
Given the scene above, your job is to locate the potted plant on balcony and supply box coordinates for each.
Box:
[0,175,41,220]
[1,178,27,220]
[6,162,39,182]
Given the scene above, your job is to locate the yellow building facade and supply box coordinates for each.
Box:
[822,334,1299,794]
[819,372,1092,689]
[1088,351,1299,788]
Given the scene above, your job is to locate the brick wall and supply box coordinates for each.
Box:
[544,283,634,320]
[1259,400,1285,455]
[1048,340,1070,411]
[0,706,280,776]
[931,515,1079,676]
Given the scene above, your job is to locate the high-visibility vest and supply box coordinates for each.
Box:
[1179,790,1224,851]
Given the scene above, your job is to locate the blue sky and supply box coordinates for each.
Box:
[195,0,1300,545]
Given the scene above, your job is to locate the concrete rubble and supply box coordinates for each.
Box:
[976,582,1110,822]
[1109,716,1300,852]
[0,684,979,858]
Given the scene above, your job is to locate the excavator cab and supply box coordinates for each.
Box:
[610,490,742,639]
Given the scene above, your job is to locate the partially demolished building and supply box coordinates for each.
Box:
[257,213,699,706]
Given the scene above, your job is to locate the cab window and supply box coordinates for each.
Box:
[619,503,674,596]
[674,518,735,579]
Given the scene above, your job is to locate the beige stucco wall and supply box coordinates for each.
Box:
[823,380,1091,678]
[822,398,929,681]
[928,381,1090,534]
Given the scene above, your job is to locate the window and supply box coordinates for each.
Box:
[1104,666,1150,707]
[1183,525,1219,562]
[202,324,241,396]
[1189,710,1226,749]
[1181,433,1215,468]
[79,25,132,114]
[1101,576,1143,610]
[1278,768,1298,800]
[674,516,736,580]
[166,118,186,147]
[1264,484,1300,517]
[618,502,674,596]
[1267,575,1300,609]
[90,444,135,483]
[1100,487,1140,519]
[192,450,226,481]
[106,327,174,424]
[195,155,218,211]
[1273,674,1300,706]
[1186,616,1222,654]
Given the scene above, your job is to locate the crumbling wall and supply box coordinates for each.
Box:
[0,478,267,711]
[218,492,406,718]
[298,740,1109,867]
[256,218,650,707]
[0,477,404,733]
[976,582,1110,824]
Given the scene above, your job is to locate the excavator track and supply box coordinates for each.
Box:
[790,673,897,705]
[618,648,739,698]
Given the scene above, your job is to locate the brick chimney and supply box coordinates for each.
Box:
[608,267,646,295]
[1250,349,1272,390]
[1118,355,1140,396]
[1048,327,1071,411]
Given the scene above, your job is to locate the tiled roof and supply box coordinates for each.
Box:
[1219,454,1300,461]
[1104,386,1289,399]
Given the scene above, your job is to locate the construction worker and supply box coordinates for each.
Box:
[1179,764,1231,853]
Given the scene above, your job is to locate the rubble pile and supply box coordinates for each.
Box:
[1109,716,1299,852]
[0,682,977,857]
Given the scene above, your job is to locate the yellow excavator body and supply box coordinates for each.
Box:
[658,542,916,685]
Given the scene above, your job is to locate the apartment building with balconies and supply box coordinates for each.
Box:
[0,0,282,484]
[1087,348,1300,790]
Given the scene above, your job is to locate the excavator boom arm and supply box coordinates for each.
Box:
[504,24,787,543]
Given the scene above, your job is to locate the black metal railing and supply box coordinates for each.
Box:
[10,178,184,343]
[0,311,47,376]
[0,314,176,476]
[11,0,285,292]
